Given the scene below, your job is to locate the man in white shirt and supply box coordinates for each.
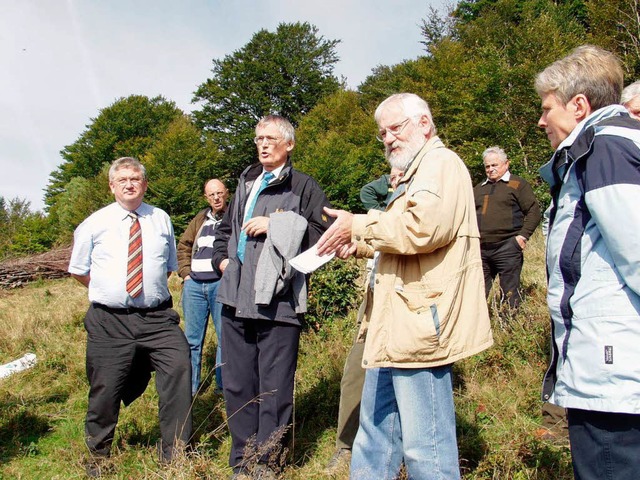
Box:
[69,157,192,476]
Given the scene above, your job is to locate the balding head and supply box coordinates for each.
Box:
[204,179,229,214]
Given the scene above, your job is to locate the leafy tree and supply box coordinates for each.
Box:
[295,89,385,212]
[357,0,587,208]
[441,0,586,201]
[192,22,341,180]
[0,197,55,258]
[10,213,56,256]
[143,115,224,235]
[46,95,183,209]
[51,168,112,242]
[587,0,640,78]
[420,4,457,52]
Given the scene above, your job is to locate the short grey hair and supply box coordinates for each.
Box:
[109,157,146,181]
[375,93,437,136]
[482,146,508,163]
[621,80,640,105]
[534,45,623,110]
[256,115,295,144]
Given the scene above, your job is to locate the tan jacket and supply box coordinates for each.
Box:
[352,136,493,368]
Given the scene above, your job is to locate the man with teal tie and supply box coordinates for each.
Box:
[212,115,333,479]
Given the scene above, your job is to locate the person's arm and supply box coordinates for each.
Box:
[71,273,90,288]
[516,178,542,247]
[320,149,467,257]
[177,213,201,280]
[68,217,93,287]
[583,138,640,295]
[212,197,235,273]
[166,217,179,275]
[360,175,391,211]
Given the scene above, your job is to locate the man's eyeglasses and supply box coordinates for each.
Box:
[376,118,411,142]
[205,192,226,199]
[254,135,282,145]
[113,177,144,187]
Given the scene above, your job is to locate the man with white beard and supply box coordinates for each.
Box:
[317,93,493,479]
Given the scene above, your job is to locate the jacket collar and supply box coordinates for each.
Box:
[242,160,292,185]
[539,104,628,188]
[385,136,444,210]
[402,135,444,182]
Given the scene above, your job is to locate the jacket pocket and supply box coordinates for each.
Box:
[388,283,442,356]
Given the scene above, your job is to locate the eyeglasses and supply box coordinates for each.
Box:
[254,135,282,146]
[376,118,411,142]
[113,177,144,187]
[205,191,227,198]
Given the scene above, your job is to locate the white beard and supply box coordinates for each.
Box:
[386,133,426,171]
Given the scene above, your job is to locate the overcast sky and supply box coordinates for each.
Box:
[1,0,440,212]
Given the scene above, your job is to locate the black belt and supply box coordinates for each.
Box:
[93,297,173,315]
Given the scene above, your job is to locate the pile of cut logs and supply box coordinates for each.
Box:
[0,246,71,289]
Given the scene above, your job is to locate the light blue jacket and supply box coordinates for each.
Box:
[541,105,640,414]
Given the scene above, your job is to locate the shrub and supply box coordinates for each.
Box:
[305,258,362,328]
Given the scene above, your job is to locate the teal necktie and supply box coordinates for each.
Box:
[237,172,274,263]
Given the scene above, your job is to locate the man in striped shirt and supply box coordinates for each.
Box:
[178,179,229,397]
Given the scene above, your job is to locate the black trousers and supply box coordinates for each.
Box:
[220,305,301,472]
[568,408,640,480]
[84,303,192,461]
[481,237,524,309]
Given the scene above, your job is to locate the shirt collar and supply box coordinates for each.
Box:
[207,208,225,221]
[115,201,146,220]
[482,170,511,186]
[263,165,284,181]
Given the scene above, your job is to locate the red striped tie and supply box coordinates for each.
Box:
[126,212,143,298]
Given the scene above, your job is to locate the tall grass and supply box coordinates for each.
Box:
[0,231,572,479]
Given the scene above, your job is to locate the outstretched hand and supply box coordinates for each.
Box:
[316,207,354,256]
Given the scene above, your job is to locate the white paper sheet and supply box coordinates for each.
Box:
[289,244,335,274]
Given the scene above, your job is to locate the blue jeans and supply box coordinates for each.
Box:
[350,365,460,480]
[567,408,640,480]
[182,278,223,395]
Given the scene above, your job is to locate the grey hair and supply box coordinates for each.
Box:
[482,146,508,163]
[534,45,623,110]
[256,115,296,144]
[109,157,146,181]
[621,80,640,105]
[375,93,437,136]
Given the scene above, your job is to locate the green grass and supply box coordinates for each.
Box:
[0,231,572,479]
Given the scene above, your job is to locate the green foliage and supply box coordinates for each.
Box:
[587,0,640,78]
[9,213,56,256]
[356,0,586,204]
[295,90,386,211]
[45,95,183,209]
[438,0,585,193]
[0,197,56,259]
[420,4,457,53]
[193,22,341,181]
[143,116,223,235]
[305,258,361,328]
[50,169,112,243]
